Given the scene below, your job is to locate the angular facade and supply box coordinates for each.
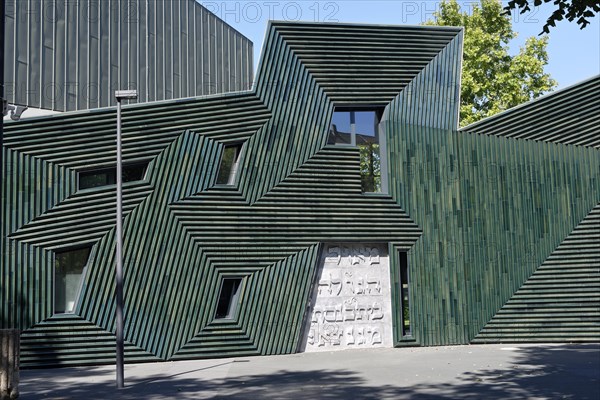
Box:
[1,21,599,368]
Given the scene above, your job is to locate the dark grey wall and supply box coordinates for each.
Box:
[3,0,253,111]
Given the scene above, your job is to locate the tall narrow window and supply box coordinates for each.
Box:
[328,109,387,193]
[216,144,242,185]
[214,278,243,320]
[399,251,411,337]
[78,162,149,190]
[54,247,91,314]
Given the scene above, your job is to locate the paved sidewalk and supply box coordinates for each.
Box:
[19,344,600,399]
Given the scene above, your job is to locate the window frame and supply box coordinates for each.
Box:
[328,107,389,194]
[213,277,245,321]
[215,143,244,186]
[399,250,412,339]
[53,245,93,315]
[77,161,150,191]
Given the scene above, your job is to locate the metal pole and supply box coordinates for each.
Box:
[115,97,124,389]
[114,89,135,389]
[1,0,5,282]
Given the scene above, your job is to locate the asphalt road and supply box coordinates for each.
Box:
[19,343,600,399]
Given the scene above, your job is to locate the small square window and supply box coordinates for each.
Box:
[54,247,91,314]
[216,144,242,185]
[214,278,243,320]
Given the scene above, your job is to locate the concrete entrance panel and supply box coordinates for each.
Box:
[301,243,393,352]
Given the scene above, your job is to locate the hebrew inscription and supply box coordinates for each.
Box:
[302,243,392,351]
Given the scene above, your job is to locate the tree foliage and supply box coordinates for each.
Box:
[505,0,600,34]
[359,143,381,193]
[426,0,557,126]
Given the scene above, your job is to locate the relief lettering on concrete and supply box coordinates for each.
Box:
[318,273,343,296]
[302,243,392,352]
[324,245,381,266]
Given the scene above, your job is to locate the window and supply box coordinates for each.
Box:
[78,162,148,190]
[399,251,411,337]
[216,144,242,185]
[328,109,387,193]
[54,247,91,314]
[214,278,243,320]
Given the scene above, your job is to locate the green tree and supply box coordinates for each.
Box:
[505,0,600,34]
[359,143,381,193]
[426,0,557,126]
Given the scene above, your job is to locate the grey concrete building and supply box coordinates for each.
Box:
[3,0,253,113]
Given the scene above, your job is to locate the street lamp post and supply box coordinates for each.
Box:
[114,90,137,389]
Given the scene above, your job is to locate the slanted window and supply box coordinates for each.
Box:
[399,251,411,337]
[78,162,148,190]
[214,278,243,320]
[328,109,387,193]
[54,247,92,314]
[216,144,242,185]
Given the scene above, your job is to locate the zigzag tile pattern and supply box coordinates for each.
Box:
[173,245,320,360]
[2,243,54,330]
[75,132,224,360]
[3,21,598,367]
[2,22,444,367]
[171,146,422,250]
[2,149,76,238]
[239,28,333,203]
[2,93,271,169]
[270,22,462,105]
[2,93,271,343]
[8,181,154,250]
[387,121,600,345]
[461,75,600,148]
[473,203,600,343]
[385,32,463,130]
[19,315,161,368]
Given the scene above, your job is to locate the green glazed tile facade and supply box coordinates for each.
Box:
[2,21,599,367]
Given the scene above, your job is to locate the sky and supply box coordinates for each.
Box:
[199,0,600,90]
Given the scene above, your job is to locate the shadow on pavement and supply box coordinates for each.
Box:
[21,344,600,399]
